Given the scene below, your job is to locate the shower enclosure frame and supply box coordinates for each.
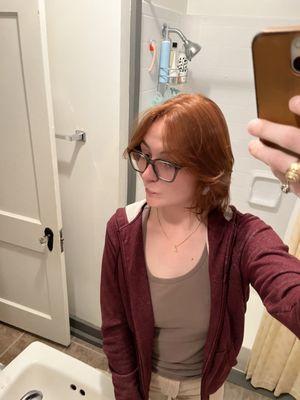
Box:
[126,0,142,204]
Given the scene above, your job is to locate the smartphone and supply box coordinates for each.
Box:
[252,26,300,127]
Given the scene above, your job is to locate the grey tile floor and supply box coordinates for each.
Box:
[224,381,274,400]
[0,321,282,399]
[0,321,108,370]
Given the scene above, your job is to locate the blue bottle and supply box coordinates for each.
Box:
[159,38,171,83]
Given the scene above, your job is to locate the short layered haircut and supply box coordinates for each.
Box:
[125,93,234,217]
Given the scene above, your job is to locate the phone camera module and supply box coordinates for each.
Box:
[291,36,300,73]
[293,56,300,72]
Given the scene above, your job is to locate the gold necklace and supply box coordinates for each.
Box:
[156,208,202,253]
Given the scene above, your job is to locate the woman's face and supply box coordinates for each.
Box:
[139,118,197,209]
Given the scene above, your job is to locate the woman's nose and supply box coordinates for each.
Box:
[141,163,158,182]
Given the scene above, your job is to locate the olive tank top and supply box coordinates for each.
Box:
[143,206,211,380]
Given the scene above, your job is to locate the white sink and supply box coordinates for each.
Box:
[0,341,115,399]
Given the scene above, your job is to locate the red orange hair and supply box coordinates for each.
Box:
[125,93,234,216]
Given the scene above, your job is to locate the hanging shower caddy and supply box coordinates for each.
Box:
[157,23,201,95]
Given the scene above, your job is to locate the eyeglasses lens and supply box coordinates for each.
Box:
[130,151,176,182]
[155,161,175,181]
[130,151,147,172]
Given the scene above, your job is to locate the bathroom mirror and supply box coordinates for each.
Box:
[0,2,299,397]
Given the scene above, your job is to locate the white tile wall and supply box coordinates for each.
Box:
[181,15,299,239]
[187,0,300,19]
[137,2,185,200]
[138,5,297,238]
[137,3,299,350]
[139,2,183,110]
[138,7,298,238]
[145,0,187,15]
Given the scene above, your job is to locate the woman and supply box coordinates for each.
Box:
[100,93,300,400]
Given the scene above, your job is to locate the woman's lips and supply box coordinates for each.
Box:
[146,188,158,196]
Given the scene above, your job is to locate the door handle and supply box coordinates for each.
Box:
[39,227,54,251]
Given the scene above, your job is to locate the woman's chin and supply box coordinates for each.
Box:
[145,194,161,207]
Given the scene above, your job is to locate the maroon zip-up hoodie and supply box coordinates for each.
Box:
[100,201,300,400]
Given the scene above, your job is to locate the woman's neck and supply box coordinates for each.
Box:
[153,205,200,229]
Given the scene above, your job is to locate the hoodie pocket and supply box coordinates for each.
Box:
[206,350,231,389]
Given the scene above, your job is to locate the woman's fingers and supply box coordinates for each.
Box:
[247,96,300,197]
[289,95,300,114]
[248,139,297,173]
[248,139,300,196]
[247,118,300,155]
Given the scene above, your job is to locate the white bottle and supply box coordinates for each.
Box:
[169,42,178,84]
[177,47,188,84]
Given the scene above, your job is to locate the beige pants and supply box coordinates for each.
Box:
[149,372,224,400]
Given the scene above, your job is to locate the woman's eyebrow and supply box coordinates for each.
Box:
[141,140,169,157]
[141,140,150,149]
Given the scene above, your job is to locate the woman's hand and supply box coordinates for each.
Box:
[247,95,300,197]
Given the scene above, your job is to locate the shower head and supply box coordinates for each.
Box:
[183,40,201,61]
[161,23,201,61]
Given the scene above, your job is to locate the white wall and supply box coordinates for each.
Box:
[137,1,184,200]
[187,0,300,18]
[138,1,298,355]
[45,0,130,327]
[182,14,298,239]
[145,0,187,15]
[180,12,298,352]
[139,1,184,110]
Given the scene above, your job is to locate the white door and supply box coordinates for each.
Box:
[0,0,70,345]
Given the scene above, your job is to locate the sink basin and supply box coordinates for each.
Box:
[0,341,115,399]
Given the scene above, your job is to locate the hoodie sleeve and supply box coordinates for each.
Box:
[240,215,300,338]
[100,216,143,400]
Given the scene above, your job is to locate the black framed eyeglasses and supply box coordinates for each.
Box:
[128,149,182,182]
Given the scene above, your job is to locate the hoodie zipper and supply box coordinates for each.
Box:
[116,214,147,399]
[136,350,146,398]
[201,214,238,398]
